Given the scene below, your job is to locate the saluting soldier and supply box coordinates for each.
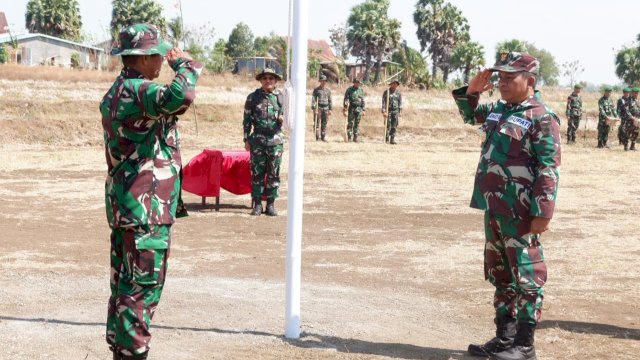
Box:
[452,52,561,360]
[382,79,402,144]
[100,23,202,360]
[311,74,332,141]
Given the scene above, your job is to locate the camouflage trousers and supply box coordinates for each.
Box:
[314,107,330,138]
[567,115,581,141]
[625,123,639,147]
[385,111,399,139]
[250,143,284,199]
[107,225,171,356]
[597,122,611,146]
[484,212,547,325]
[347,107,364,138]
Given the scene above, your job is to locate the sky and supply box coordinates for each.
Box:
[2,0,638,86]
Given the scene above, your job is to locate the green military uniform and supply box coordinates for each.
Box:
[565,84,582,143]
[244,68,285,216]
[626,88,640,151]
[343,78,365,142]
[616,87,631,145]
[382,80,402,144]
[597,86,618,148]
[100,24,202,359]
[311,74,332,141]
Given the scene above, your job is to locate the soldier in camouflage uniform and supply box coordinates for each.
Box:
[565,83,582,143]
[616,87,631,146]
[626,87,640,151]
[311,74,332,141]
[343,77,366,142]
[382,80,402,144]
[597,86,618,148]
[100,24,202,360]
[244,68,285,216]
[452,52,561,360]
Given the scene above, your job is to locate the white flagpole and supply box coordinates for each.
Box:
[285,0,308,339]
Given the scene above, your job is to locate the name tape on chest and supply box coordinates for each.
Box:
[506,115,532,130]
[487,112,501,122]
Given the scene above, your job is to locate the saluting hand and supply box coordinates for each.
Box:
[165,47,192,66]
[467,69,494,95]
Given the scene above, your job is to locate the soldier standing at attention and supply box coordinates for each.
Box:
[597,86,618,148]
[343,77,366,142]
[565,83,582,143]
[616,87,631,146]
[100,24,202,360]
[244,68,285,216]
[452,52,561,360]
[626,87,640,151]
[382,80,402,144]
[311,74,332,141]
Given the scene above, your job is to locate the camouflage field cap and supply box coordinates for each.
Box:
[353,77,362,83]
[319,74,327,81]
[255,68,282,81]
[574,83,583,89]
[603,85,613,92]
[388,79,400,85]
[623,87,632,92]
[632,86,640,92]
[111,23,172,56]
[490,52,539,74]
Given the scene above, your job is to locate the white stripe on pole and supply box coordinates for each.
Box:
[285,0,308,339]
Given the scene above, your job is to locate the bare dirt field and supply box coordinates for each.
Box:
[0,66,638,359]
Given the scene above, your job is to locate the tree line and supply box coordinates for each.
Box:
[6,0,640,88]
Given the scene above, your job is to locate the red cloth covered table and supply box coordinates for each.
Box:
[182,149,252,210]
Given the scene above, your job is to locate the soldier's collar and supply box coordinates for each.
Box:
[120,66,145,79]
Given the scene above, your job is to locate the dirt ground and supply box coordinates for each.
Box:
[0,69,639,359]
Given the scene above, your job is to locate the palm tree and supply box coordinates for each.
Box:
[25,0,83,41]
[110,0,166,40]
[615,46,640,85]
[450,41,485,84]
[414,0,470,84]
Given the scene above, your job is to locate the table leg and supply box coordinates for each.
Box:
[202,196,206,205]
[215,196,220,212]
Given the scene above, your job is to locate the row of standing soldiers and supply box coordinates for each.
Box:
[311,75,402,144]
[565,84,640,150]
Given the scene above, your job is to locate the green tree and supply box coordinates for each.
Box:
[391,41,430,87]
[110,0,166,40]
[25,0,83,41]
[329,23,349,59]
[0,46,8,64]
[347,0,401,83]
[70,52,80,68]
[495,39,559,86]
[183,22,215,64]
[450,40,485,84]
[208,39,232,73]
[414,0,469,84]
[167,17,183,47]
[226,22,254,58]
[615,46,640,85]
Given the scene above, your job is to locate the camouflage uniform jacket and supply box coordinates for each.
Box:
[629,97,640,124]
[452,86,561,219]
[311,86,332,110]
[565,92,582,118]
[382,89,402,113]
[344,86,365,111]
[243,88,285,146]
[100,58,202,228]
[598,96,617,125]
[617,96,630,120]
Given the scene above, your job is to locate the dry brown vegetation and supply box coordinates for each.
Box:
[0,65,638,360]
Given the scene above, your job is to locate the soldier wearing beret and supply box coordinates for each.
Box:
[311,74,332,141]
[616,87,631,146]
[343,77,366,142]
[382,80,402,144]
[565,83,583,144]
[100,23,202,360]
[244,68,285,216]
[452,52,561,360]
[597,86,618,148]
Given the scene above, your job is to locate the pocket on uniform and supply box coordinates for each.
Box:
[130,248,166,286]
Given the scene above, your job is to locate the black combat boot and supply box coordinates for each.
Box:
[353,134,359,142]
[265,198,278,216]
[390,136,397,145]
[321,133,327,142]
[490,323,537,360]
[597,140,603,148]
[630,142,636,150]
[123,352,148,360]
[347,134,352,142]
[468,316,516,357]
[250,198,262,216]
